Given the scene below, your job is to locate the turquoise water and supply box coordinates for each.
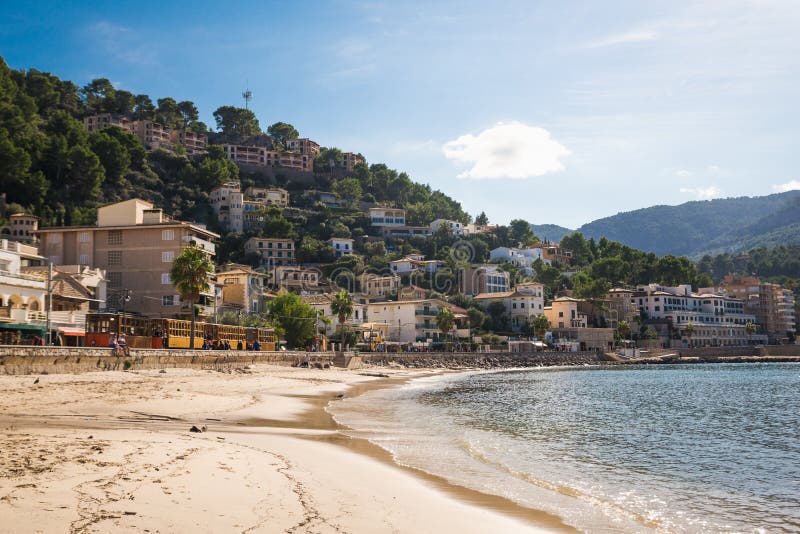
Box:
[330,364,800,533]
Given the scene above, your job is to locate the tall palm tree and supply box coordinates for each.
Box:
[330,290,354,345]
[616,320,631,341]
[436,307,455,345]
[745,321,756,342]
[170,245,213,349]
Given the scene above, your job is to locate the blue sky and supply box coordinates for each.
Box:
[2,0,799,228]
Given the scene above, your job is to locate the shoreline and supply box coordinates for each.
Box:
[0,364,561,533]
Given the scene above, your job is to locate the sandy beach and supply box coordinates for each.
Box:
[0,364,565,533]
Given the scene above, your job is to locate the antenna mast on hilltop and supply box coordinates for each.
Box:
[242,85,252,110]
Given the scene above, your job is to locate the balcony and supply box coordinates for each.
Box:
[182,235,216,255]
[0,270,47,290]
[415,309,440,316]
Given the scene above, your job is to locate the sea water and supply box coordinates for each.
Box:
[329,364,800,533]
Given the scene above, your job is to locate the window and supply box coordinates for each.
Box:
[162,229,175,241]
[162,295,174,306]
[108,230,122,245]
[79,254,89,265]
[162,251,174,263]
[107,251,122,265]
[559,311,564,318]
[108,272,122,288]
[161,273,171,285]
[79,232,90,243]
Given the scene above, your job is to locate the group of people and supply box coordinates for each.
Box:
[201,337,261,351]
[108,335,130,357]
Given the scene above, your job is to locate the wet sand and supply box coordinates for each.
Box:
[0,364,564,533]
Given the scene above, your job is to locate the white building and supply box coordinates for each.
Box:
[633,283,758,347]
[327,237,355,258]
[429,219,469,236]
[0,239,47,340]
[389,255,443,275]
[366,299,467,343]
[210,182,245,233]
[489,246,548,270]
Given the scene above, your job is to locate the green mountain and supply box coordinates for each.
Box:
[530,224,573,243]
[575,191,800,258]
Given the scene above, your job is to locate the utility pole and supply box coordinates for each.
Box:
[45,260,52,345]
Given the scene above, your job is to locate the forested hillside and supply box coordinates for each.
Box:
[0,56,469,231]
[577,191,800,258]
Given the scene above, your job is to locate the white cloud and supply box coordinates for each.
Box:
[442,122,570,180]
[675,169,692,178]
[586,29,660,48]
[679,186,721,200]
[772,180,800,193]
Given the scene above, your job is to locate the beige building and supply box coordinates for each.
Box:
[286,138,321,157]
[342,152,365,171]
[1,213,39,244]
[544,297,588,329]
[173,129,208,155]
[37,199,219,318]
[244,187,290,208]
[359,273,401,298]
[244,237,295,268]
[273,266,320,291]
[714,275,796,343]
[216,263,267,314]
[83,114,207,155]
[474,282,545,332]
[366,299,468,343]
[222,144,313,172]
[302,293,368,337]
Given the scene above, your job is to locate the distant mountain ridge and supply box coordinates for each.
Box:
[530,224,573,243]
[571,191,800,258]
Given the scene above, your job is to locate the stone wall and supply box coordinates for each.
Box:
[678,346,759,358]
[361,351,604,368]
[757,345,800,357]
[0,346,327,375]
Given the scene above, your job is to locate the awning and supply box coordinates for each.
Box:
[58,327,85,336]
[0,323,46,334]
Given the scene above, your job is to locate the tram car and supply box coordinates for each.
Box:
[85,313,153,348]
[86,314,277,351]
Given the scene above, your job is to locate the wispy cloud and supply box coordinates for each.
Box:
[675,169,692,178]
[443,122,570,180]
[87,21,159,66]
[772,180,800,193]
[585,29,660,48]
[679,186,721,200]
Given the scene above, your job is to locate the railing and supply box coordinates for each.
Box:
[182,235,215,254]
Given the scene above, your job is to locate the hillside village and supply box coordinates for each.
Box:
[0,63,797,351]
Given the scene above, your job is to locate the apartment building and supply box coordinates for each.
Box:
[713,275,796,343]
[222,144,313,172]
[244,237,295,268]
[369,208,406,227]
[327,237,355,258]
[173,129,208,155]
[459,264,510,296]
[244,187,290,208]
[359,273,401,298]
[210,182,245,232]
[36,199,218,318]
[216,263,267,314]
[83,113,135,134]
[342,152,365,171]
[0,213,40,245]
[286,138,321,157]
[366,299,467,343]
[607,287,640,329]
[389,255,443,275]
[474,282,545,332]
[634,283,758,347]
[273,266,320,291]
